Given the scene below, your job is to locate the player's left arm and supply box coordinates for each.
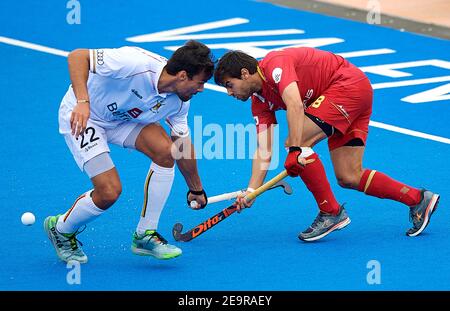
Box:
[171,135,207,209]
[266,56,303,149]
[171,134,201,190]
[282,82,311,176]
[282,82,305,148]
[167,101,207,208]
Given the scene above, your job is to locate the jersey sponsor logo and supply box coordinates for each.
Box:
[112,111,132,121]
[107,102,118,111]
[107,102,143,120]
[150,101,165,113]
[127,107,143,118]
[131,89,143,99]
[96,49,104,65]
[272,68,282,83]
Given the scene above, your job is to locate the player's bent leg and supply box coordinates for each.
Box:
[330,144,365,190]
[300,116,341,214]
[332,142,423,206]
[45,167,121,263]
[331,142,440,236]
[300,112,329,147]
[90,168,122,209]
[131,230,182,260]
[131,124,181,259]
[298,117,341,216]
[135,162,174,234]
[135,123,175,167]
[296,115,350,241]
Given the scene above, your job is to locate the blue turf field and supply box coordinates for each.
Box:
[1,0,449,290]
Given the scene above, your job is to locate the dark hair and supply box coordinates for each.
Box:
[166,40,215,80]
[214,50,258,86]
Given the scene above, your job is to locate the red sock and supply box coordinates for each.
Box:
[299,153,340,215]
[358,169,422,206]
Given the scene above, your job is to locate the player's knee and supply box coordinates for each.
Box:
[96,182,122,206]
[336,174,360,189]
[152,145,175,167]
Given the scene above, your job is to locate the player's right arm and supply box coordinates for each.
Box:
[68,46,154,138]
[67,49,90,138]
[235,124,274,211]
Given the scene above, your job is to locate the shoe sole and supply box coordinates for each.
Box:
[299,217,351,242]
[407,194,440,237]
[131,246,182,260]
[44,216,88,264]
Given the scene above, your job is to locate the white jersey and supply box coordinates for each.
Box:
[59,46,189,137]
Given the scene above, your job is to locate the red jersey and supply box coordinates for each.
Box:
[251,47,367,133]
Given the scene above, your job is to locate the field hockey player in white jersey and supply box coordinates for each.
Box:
[44,40,215,263]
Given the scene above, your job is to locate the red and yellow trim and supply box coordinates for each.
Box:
[363,170,377,193]
[63,193,87,222]
[140,169,154,217]
[256,65,267,82]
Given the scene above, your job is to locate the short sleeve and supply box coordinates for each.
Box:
[251,96,277,133]
[89,46,162,79]
[165,101,190,138]
[264,55,299,96]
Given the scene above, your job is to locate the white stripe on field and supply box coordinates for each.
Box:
[337,48,396,58]
[1,36,449,145]
[372,76,450,89]
[127,29,305,42]
[126,18,249,42]
[369,121,450,144]
[0,36,69,57]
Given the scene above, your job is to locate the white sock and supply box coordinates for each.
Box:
[136,163,174,235]
[56,190,104,234]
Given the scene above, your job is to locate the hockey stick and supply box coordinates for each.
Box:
[173,170,289,242]
[189,179,293,208]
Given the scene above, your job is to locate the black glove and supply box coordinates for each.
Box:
[186,189,208,209]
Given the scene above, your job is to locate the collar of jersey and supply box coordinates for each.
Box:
[255,65,269,99]
[256,65,267,82]
[153,63,168,99]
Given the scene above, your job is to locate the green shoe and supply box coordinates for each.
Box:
[44,215,88,263]
[131,230,182,260]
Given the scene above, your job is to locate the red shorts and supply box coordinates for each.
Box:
[305,69,373,151]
